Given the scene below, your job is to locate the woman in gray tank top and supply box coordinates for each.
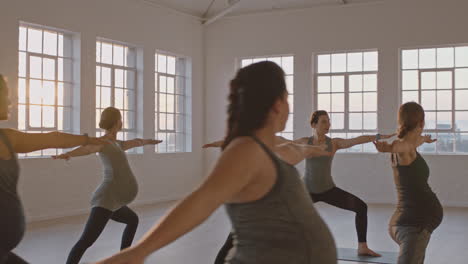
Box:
[95,62,337,264]
[0,74,106,264]
[53,107,162,264]
[293,110,394,257]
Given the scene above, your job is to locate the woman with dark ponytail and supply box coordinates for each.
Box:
[53,106,162,264]
[374,102,442,264]
[95,61,337,264]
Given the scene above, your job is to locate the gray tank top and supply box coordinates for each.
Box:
[304,136,336,194]
[91,140,138,211]
[225,136,337,264]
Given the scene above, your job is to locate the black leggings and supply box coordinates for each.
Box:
[66,206,139,264]
[310,187,368,243]
[214,232,234,264]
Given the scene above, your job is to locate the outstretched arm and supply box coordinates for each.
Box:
[374,135,436,153]
[334,133,396,150]
[52,144,103,160]
[275,142,331,165]
[4,129,105,154]
[120,139,163,151]
[202,140,224,149]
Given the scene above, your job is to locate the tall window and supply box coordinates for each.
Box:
[401,46,468,154]
[315,51,378,152]
[240,56,294,139]
[155,52,192,153]
[96,40,138,149]
[18,23,76,157]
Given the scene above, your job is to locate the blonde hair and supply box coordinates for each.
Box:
[99,107,122,130]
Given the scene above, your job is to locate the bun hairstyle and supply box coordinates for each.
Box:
[222,61,287,150]
[99,107,122,130]
[397,102,425,138]
[310,110,329,126]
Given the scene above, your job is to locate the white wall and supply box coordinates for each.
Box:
[0,0,205,221]
[204,0,468,207]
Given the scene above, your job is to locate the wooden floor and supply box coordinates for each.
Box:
[13,202,468,264]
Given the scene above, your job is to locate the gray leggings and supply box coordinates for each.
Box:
[389,226,431,264]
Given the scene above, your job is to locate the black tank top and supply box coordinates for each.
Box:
[389,152,443,233]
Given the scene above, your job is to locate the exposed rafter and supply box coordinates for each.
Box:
[202,0,241,25]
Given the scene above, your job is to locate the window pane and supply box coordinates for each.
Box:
[96,41,101,63]
[363,113,377,130]
[113,45,124,66]
[363,92,377,111]
[29,105,41,127]
[125,70,135,89]
[42,106,55,127]
[62,35,72,58]
[158,55,167,73]
[115,69,124,88]
[436,133,454,153]
[167,77,175,94]
[96,109,102,128]
[159,76,167,93]
[124,90,134,110]
[287,95,294,113]
[455,68,468,88]
[167,94,175,113]
[29,79,42,104]
[437,91,452,110]
[19,52,26,77]
[281,56,294,75]
[101,67,111,86]
[402,70,418,91]
[402,91,419,103]
[363,74,377,91]
[317,76,330,93]
[286,75,293,94]
[19,27,27,51]
[176,76,185,95]
[330,113,344,129]
[96,86,101,108]
[159,93,167,112]
[349,113,363,130]
[166,114,174,130]
[167,56,176,75]
[425,111,436,129]
[124,47,136,68]
[252,58,265,63]
[167,133,176,152]
[318,55,331,73]
[331,76,344,92]
[43,58,55,80]
[437,71,452,89]
[347,52,363,72]
[331,53,346,73]
[437,112,452,129]
[456,112,468,131]
[437,48,454,68]
[241,59,253,68]
[96,66,101,85]
[42,81,55,105]
[331,93,344,112]
[318,94,331,111]
[28,28,43,53]
[455,46,468,67]
[349,75,362,92]
[421,72,436,90]
[61,58,73,82]
[419,133,436,153]
[43,31,57,56]
[101,87,111,108]
[176,114,184,132]
[363,51,378,71]
[402,49,418,69]
[456,133,468,153]
[267,57,281,66]
[159,113,166,130]
[123,111,134,129]
[349,93,362,112]
[456,90,468,110]
[284,114,293,132]
[421,91,436,111]
[115,88,124,109]
[419,49,436,69]
[30,56,42,79]
[18,105,26,130]
[101,42,113,64]
[18,78,26,104]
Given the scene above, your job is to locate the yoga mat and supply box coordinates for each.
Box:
[338,248,398,264]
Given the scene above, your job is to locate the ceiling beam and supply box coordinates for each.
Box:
[203,0,241,25]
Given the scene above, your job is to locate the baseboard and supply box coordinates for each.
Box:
[26,194,186,223]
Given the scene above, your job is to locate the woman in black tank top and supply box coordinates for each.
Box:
[95,62,337,264]
[374,102,443,264]
[0,75,106,263]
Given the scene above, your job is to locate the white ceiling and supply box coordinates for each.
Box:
[144,0,376,18]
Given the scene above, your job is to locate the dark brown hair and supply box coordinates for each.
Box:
[99,107,122,130]
[310,110,329,126]
[222,61,287,150]
[397,102,425,138]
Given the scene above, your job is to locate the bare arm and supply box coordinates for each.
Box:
[274,142,331,165]
[334,133,396,150]
[53,145,103,160]
[95,138,261,263]
[374,135,436,153]
[120,139,163,151]
[5,129,105,154]
[202,140,224,149]
[204,136,307,149]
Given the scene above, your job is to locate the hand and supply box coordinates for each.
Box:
[202,143,218,148]
[52,153,71,161]
[373,141,390,152]
[147,139,163,145]
[422,134,437,143]
[94,247,146,264]
[379,133,397,140]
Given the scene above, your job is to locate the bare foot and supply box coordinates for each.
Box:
[358,247,381,257]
